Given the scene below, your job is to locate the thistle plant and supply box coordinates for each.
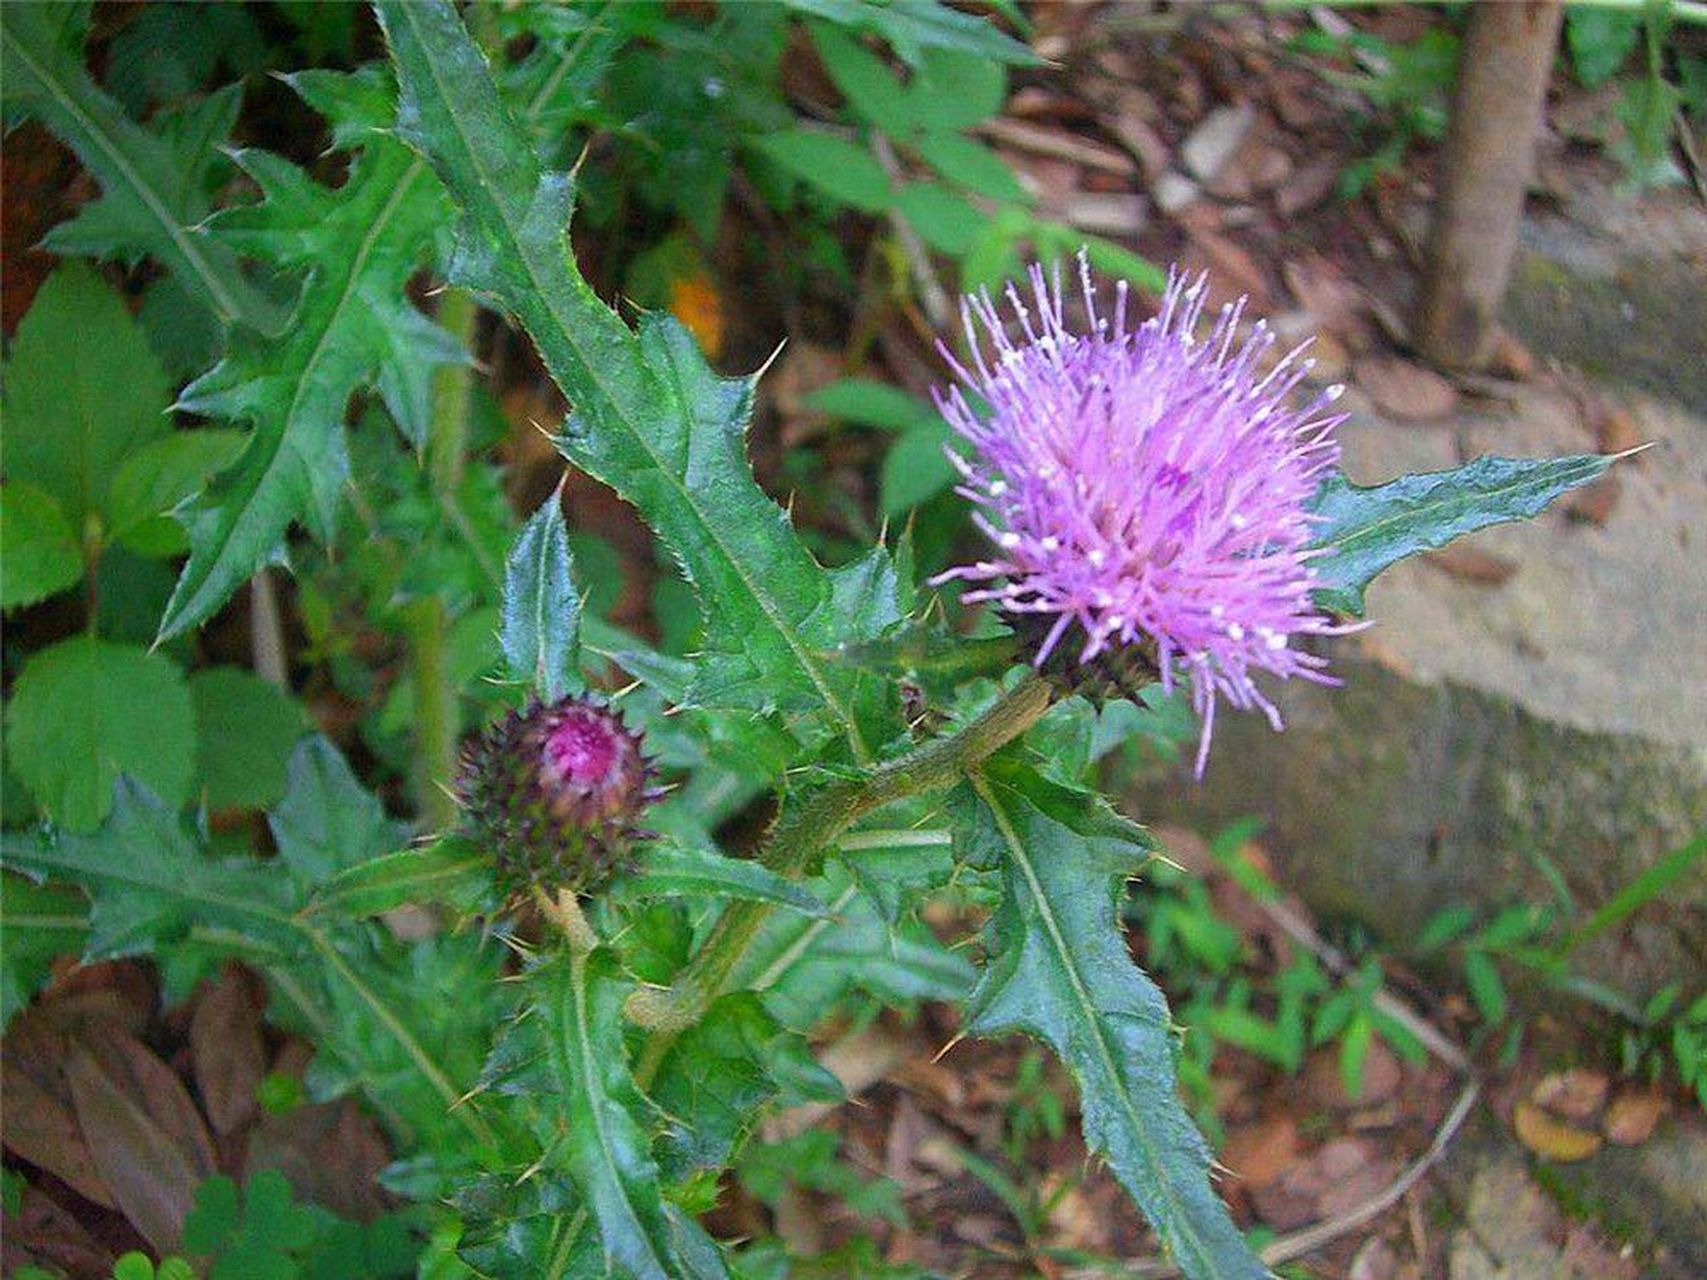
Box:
[0,3,1629,1278]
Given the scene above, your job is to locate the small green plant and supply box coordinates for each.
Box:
[0,3,1624,1276]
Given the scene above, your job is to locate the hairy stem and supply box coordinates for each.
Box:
[629,671,1054,1080]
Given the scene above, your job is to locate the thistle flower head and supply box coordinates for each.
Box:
[933,256,1355,773]
[457,695,658,896]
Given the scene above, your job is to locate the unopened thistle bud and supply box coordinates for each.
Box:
[932,255,1361,774]
[456,696,658,896]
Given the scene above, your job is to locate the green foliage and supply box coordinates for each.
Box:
[961,760,1265,1279]
[0,3,1626,1276]
[158,68,464,641]
[501,490,583,703]
[1307,452,1618,615]
[180,1170,420,1279]
[379,0,909,755]
[738,1131,908,1227]
[0,4,277,330]
[5,636,196,832]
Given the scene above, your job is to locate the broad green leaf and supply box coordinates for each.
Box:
[0,263,173,529]
[894,182,982,255]
[0,482,84,610]
[962,760,1265,1280]
[778,0,1040,67]
[911,130,1028,202]
[538,950,730,1278]
[809,21,914,136]
[309,834,496,919]
[0,6,275,329]
[0,779,298,957]
[880,421,958,516]
[378,1,907,757]
[502,490,581,701]
[1565,7,1641,88]
[157,71,462,642]
[804,378,937,432]
[753,129,893,211]
[1308,453,1618,616]
[267,737,403,888]
[611,843,830,917]
[188,668,310,812]
[0,874,89,1026]
[106,429,247,558]
[4,635,195,831]
[901,47,1007,131]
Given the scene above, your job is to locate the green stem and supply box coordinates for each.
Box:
[405,596,458,830]
[405,289,480,830]
[428,288,478,496]
[629,671,1055,1082]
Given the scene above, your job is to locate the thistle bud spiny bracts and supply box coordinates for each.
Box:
[932,256,1360,773]
[457,696,658,896]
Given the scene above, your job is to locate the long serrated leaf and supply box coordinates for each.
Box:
[0,780,299,957]
[156,122,457,640]
[963,761,1266,1280]
[539,950,730,1279]
[0,3,275,329]
[309,834,496,919]
[611,843,830,918]
[376,0,906,757]
[503,489,581,701]
[1307,453,1617,616]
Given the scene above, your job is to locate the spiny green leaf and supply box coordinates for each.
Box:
[962,759,1266,1280]
[156,72,462,642]
[650,993,843,1182]
[0,779,298,957]
[267,737,403,889]
[1,873,90,1026]
[1307,453,1619,616]
[377,0,908,759]
[538,950,731,1279]
[611,842,830,917]
[502,489,582,701]
[309,834,497,919]
[0,262,173,530]
[0,482,84,610]
[4,635,195,832]
[0,6,275,329]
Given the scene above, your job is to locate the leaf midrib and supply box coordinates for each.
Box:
[164,159,427,637]
[390,2,869,762]
[565,952,671,1277]
[972,772,1216,1274]
[2,23,243,323]
[1320,456,1605,557]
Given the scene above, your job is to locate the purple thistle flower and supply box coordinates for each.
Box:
[932,256,1358,774]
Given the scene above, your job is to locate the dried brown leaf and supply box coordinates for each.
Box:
[64,1028,217,1253]
[190,963,266,1137]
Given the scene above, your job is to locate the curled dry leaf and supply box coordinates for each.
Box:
[1602,1090,1668,1146]
[1531,1068,1609,1123]
[1514,1098,1603,1163]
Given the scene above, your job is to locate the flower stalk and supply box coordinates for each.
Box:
[629,671,1055,1077]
